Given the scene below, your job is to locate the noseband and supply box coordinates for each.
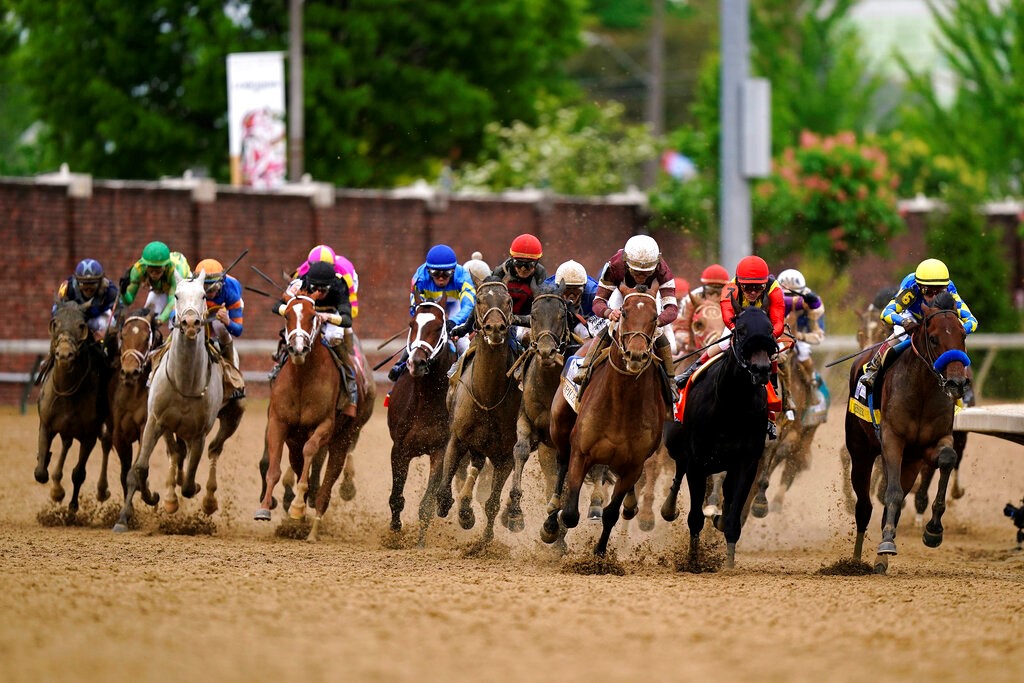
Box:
[475,281,512,341]
[609,291,658,375]
[528,293,570,357]
[284,295,321,349]
[119,315,154,369]
[407,300,449,361]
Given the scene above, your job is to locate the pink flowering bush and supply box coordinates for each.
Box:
[753,130,904,269]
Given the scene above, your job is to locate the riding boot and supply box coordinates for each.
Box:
[674,351,707,389]
[327,341,357,416]
[575,325,610,396]
[34,352,54,386]
[267,335,287,382]
[388,349,409,382]
[859,349,884,390]
[655,337,678,409]
[220,336,245,400]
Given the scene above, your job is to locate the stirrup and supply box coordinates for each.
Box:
[767,421,778,440]
[859,371,876,390]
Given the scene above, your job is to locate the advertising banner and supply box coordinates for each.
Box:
[226,52,286,188]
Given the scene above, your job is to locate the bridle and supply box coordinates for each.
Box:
[908,308,970,394]
[474,281,512,344]
[407,300,449,362]
[119,314,155,372]
[608,291,658,375]
[527,293,570,358]
[284,295,321,351]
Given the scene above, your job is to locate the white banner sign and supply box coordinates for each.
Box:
[226,51,286,188]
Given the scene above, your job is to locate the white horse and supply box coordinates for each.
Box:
[113,271,245,531]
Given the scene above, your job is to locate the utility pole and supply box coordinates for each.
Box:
[288,0,305,181]
[719,0,751,272]
[643,0,665,189]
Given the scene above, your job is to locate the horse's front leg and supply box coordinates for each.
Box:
[49,436,73,504]
[505,413,534,533]
[922,437,958,549]
[595,467,641,557]
[292,420,333,521]
[480,455,515,546]
[68,435,98,513]
[637,451,661,531]
[540,453,568,544]
[114,418,164,532]
[558,446,589,530]
[719,457,761,569]
[435,435,465,518]
[417,448,446,547]
[457,455,483,530]
[96,426,112,502]
[875,432,908,571]
[179,433,207,501]
[255,418,286,520]
[35,421,55,485]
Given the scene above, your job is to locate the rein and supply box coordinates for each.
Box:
[119,315,154,370]
[407,300,449,363]
[908,307,970,391]
[284,295,322,350]
[474,281,512,340]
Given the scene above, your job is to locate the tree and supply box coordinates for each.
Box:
[451,96,656,195]
[7,0,585,187]
[897,0,1024,196]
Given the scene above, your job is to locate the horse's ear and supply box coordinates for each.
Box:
[49,317,58,336]
[80,321,90,341]
[439,291,448,307]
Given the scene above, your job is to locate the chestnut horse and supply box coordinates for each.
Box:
[506,286,571,535]
[435,279,522,548]
[386,299,457,543]
[35,302,109,512]
[661,306,776,570]
[255,294,375,542]
[543,284,665,557]
[846,292,970,573]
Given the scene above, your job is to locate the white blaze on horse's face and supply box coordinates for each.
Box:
[285,296,320,363]
[174,276,207,340]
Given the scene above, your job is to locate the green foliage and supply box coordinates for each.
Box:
[869,131,988,200]
[896,0,1024,197]
[451,97,656,195]
[6,0,585,187]
[752,131,904,270]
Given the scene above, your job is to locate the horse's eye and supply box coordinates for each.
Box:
[929,336,939,346]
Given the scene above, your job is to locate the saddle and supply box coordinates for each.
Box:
[849,342,910,424]
[673,353,725,422]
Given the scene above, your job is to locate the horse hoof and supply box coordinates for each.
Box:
[587,506,602,521]
[505,514,525,533]
[713,514,724,532]
[34,467,48,484]
[202,499,219,516]
[560,510,580,530]
[163,499,179,514]
[622,506,638,521]
[540,519,559,544]
[661,509,678,523]
[269,496,278,511]
[750,501,768,518]
[339,479,356,501]
[873,556,889,574]
[253,509,272,521]
[638,517,655,532]
[702,505,720,519]
[877,541,897,555]
[458,505,475,530]
[112,523,129,533]
[96,487,110,503]
[922,525,943,548]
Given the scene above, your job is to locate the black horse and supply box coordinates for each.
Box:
[660,306,777,570]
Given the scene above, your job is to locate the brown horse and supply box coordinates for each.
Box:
[255,294,375,541]
[543,285,665,557]
[749,337,824,517]
[386,299,457,543]
[435,279,522,548]
[106,308,185,503]
[506,286,571,534]
[35,302,109,512]
[846,292,970,573]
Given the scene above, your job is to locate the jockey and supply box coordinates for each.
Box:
[859,258,977,391]
[676,263,729,355]
[293,244,360,319]
[490,233,548,316]
[575,234,679,409]
[387,244,477,381]
[777,268,825,383]
[462,251,492,289]
[120,241,192,326]
[52,258,119,343]
[544,259,599,344]
[675,255,786,439]
[274,261,359,415]
[195,258,246,401]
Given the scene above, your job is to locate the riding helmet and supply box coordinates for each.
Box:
[307,244,337,265]
[554,260,587,287]
[915,258,950,287]
[306,261,337,287]
[735,255,770,285]
[74,258,104,282]
[777,268,806,292]
[195,258,225,282]
[140,241,171,267]
[700,264,730,286]
[425,244,458,270]
[509,234,543,260]
[623,235,660,272]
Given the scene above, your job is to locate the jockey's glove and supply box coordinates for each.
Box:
[445,319,457,334]
[339,313,353,328]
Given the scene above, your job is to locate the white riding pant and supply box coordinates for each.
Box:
[87,311,113,341]
[144,291,170,318]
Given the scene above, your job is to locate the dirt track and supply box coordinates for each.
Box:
[1,398,1022,683]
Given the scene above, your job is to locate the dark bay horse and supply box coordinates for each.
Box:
[506,285,571,534]
[256,294,375,542]
[114,274,245,532]
[661,306,776,569]
[106,308,184,503]
[845,292,970,573]
[35,302,109,512]
[435,279,522,548]
[386,299,457,543]
[543,285,665,557]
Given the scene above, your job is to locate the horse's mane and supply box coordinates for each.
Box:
[535,282,561,296]
[53,301,84,325]
[482,274,504,285]
[931,291,955,311]
[634,284,650,294]
[734,307,776,356]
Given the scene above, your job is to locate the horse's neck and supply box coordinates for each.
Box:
[166,328,211,394]
[470,342,512,397]
[890,347,952,413]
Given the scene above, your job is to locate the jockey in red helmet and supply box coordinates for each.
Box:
[676,263,730,354]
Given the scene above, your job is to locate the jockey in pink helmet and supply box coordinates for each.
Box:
[294,244,360,318]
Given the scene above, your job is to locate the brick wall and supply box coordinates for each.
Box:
[2,177,1020,405]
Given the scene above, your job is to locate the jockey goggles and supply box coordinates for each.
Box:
[428,268,454,279]
[741,282,766,294]
[512,258,537,270]
[921,285,946,298]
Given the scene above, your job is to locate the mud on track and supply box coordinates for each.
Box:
[1,400,1022,683]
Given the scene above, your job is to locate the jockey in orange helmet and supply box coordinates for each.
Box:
[676,263,730,354]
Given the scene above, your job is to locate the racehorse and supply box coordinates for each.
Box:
[35,302,109,512]
[435,279,522,548]
[113,272,245,532]
[506,285,570,534]
[386,298,457,543]
[255,294,375,541]
[845,292,970,573]
[749,336,823,517]
[661,306,776,569]
[543,284,665,557]
[106,307,185,503]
